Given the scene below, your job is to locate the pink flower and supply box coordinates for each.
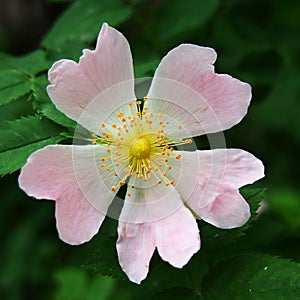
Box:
[18,23,264,284]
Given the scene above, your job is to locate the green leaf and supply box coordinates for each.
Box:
[150,287,197,300]
[45,38,89,62]
[0,116,64,175]
[134,57,160,78]
[202,254,300,299]
[0,50,49,76]
[256,66,300,141]
[0,70,31,106]
[53,268,116,300]
[0,50,49,106]
[127,0,148,4]
[42,0,132,49]
[32,76,76,128]
[267,188,300,229]
[0,95,34,122]
[241,186,266,217]
[130,253,192,299]
[48,0,72,2]
[84,237,126,280]
[155,0,220,42]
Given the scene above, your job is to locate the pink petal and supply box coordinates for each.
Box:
[55,189,105,245]
[198,188,250,229]
[146,44,251,137]
[155,205,200,268]
[47,23,135,133]
[199,149,265,189]
[116,222,155,284]
[118,185,184,224]
[117,186,200,283]
[18,145,116,245]
[173,149,264,209]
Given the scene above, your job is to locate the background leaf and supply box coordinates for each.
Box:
[42,0,132,51]
[0,0,299,298]
[154,0,220,44]
[0,50,49,106]
[32,75,76,128]
[202,254,300,299]
[0,70,31,106]
[84,236,126,281]
[0,116,64,175]
[0,50,49,75]
[150,287,197,300]
[53,268,118,300]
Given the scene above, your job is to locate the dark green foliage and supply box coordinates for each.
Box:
[0,116,64,175]
[0,50,49,75]
[42,0,132,50]
[32,75,76,128]
[0,70,31,106]
[0,50,49,106]
[154,0,220,43]
[53,268,118,300]
[202,254,300,299]
[0,0,299,299]
[84,236,127,281]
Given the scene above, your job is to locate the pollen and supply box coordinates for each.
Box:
[91,99,187,193]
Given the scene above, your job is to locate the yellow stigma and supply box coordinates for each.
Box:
[129,137,151,159]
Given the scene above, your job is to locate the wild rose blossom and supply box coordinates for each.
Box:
[19,23,264,283]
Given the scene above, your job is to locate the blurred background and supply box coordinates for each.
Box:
[0,0,299,299]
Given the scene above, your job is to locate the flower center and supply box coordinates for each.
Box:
[90,98,193,196]
[129,137,151,159]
